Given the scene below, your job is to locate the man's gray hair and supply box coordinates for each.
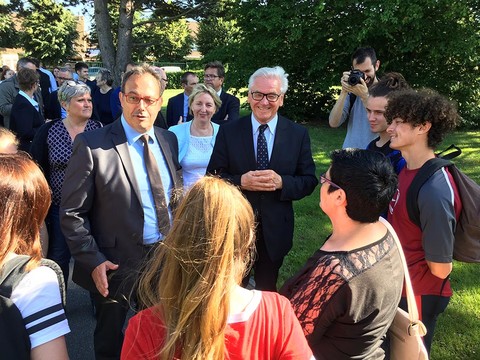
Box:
[248,66,289,94]
[58,81,91,105]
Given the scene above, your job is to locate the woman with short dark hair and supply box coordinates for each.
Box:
[10,68,44,152]
[93,68,115,124]
[281,149,404,359]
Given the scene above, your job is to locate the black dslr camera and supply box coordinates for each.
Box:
[348,70,365,86]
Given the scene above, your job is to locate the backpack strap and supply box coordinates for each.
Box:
[406,158,453,228]
[436,144,462,160]
[39,258,67,308]
[0,255,31,298]
[1,256,66,307]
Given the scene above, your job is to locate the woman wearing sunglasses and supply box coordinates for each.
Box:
[281,149,404,359]
[31,81,102,285]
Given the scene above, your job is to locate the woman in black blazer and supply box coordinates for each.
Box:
[10,68,44,153]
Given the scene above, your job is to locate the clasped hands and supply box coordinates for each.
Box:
[241,170,282,192]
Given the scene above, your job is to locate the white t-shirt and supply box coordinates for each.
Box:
[10,265,70,348]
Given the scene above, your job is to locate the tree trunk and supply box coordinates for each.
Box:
[94,0,118,83]
[115,0,135,86]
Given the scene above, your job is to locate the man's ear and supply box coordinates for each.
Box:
[375,60,380,71]
[418,121,432,134]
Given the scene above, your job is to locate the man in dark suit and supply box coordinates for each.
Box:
[204,61,240,124]
[207,66,318,291]
[166,71,198,127]
[60,64,182,359]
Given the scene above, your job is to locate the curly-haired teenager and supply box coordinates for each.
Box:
[121,177,313,360]
[385,89,462,354]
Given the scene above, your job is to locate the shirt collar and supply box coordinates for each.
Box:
[121,115,156,146]
[251,113,278,134]
[18,90,38,108]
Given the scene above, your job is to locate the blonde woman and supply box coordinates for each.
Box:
[168,83,221,191]
[121,177,313,360]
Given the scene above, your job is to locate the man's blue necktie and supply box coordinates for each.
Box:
[256,124,269,170]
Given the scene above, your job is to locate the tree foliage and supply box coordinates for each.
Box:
[197,17,240,65]
[0,2,20,48]
[132,18,193,62]
[20,0,78,66]
[209,0,480,125]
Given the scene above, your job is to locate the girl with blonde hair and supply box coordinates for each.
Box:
[121,176,313,360]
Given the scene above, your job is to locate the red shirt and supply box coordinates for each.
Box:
[388,166,461,297]
[121,291,314,360]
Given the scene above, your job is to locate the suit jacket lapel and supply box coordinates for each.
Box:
[110,120,143,204]
[269,115,288,169]
[241,118,257,169]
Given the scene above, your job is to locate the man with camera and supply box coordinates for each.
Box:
[329,47,380,148]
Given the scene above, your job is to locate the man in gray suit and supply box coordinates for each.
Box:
[61,64,182,359]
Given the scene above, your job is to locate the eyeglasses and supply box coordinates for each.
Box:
[250,91,282,102]
[57,76,73,81]
[123,93,160,106]
[204,74,220,79]
[319,173,343,191]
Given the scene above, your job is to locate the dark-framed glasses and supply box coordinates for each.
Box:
[319,173,343,191]
[250,91,281,102]
[57,76,73,81]
[123,93,160,106]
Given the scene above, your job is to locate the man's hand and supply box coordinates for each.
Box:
[340,72,369,102]
[177,116,183,125]
[91,261,119,297]
[241,170,282,192]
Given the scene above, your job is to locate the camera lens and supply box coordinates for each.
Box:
[348,70,364,86]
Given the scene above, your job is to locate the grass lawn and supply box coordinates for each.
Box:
[163,88,479,358]
[283,123,480,360]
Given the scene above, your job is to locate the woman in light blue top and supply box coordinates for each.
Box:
[169,83,221,191]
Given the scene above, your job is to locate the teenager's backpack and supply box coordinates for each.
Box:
[406,157,480,263]
[0,256,66,359]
